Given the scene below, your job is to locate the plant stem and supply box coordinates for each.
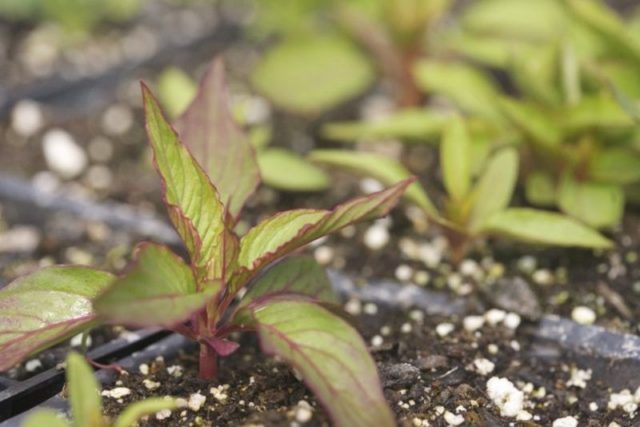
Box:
[199,343,218,380]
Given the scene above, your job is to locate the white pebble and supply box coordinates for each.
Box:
[360,178,384,194]
[42,129,88,178]
[25,359,42,372]
[504,313,521,330]
[567,368,591,389]
[363,224,390,250]
[400,323,413,334]
[436,323,455,337]
[363,303,378,315]
[571,306,596,325]
[102,387,131,399]
[486,377,524,417]
[139,363,149,375]
[395,264,414,282]
[608,389,637,414]
[459,259,480,277]
[314,246,334,265]
[485,309,506,326]
[443,411,464,426]
[156,409,172,420]
[552,416,578,427]
[12,100,43,137]
[517,256,537,274]
[371,335,384,347]
[344,298,362,315]
[188,392,206,412]
[418,243,442,268]
[210,385,229,402]
[473,358,495,376]
[463,316,485,332]
[532,269,554,286]
[166,365,183,377]
[589,402,598,411]
[143,379,160,391]
[295,400,313,423]
[102,104,133,136]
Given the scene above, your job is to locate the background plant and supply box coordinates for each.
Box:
[22,352,177,427]
[0,58,409,427]
[311,117,611,262]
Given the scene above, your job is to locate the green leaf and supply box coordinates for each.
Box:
[22,410,71,427]
[480,208,612,248]
[441,117,471,201]
[309,149,439,219]
[510,44,561,106]
[67,352,105,427]
[413,60,502,119]
[156,67,197,119]
[557,176,624,229]
[567,0,640,67]
[497,97,563,150]
[94,243,218,328]
[113,398,178,427]
[250,298,395,427]
[323,109,449,142]
[257,148,330,192]
[461,0,566,41]
[234,179,412,288]
[0,267,113,372]
[589,148,640,184]
[251,34,374,115]
[142,83,237,280]
[174,58,260,219]
[563,93,635,132]
[468,147,519,231]
[446,31,533,68]
[525,171,557,206]
[233,256,338,324]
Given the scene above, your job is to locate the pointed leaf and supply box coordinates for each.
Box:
[413,59,502,119]
[480,208,612,248]
[563,93,635,132]
[113,398,178,427]
[323,109,449,142]
[94,243,218,328]
[234,256,338,320]
[557,176,624,229]
[22,410,71,427]
[174,58,260,219]
[234,180,413,288]
[468,147,519,231]
[497,97,563,150]
[309,149,439,219]
[67,352,105,427]
[0,267,113,372]
[589,148,640,184]
[441,117,471,201]
[257,148,330,192]
[249,298,395,427]
[251,34,375,115]
[142,84,237,280]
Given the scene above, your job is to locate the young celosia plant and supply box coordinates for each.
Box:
[0,59,409,426]
[23,352,177,427]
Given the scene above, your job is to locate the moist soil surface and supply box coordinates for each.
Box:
[2,5,640,425]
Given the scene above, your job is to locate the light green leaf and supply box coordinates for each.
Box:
[441,117,471,201]
[67,352,105,427]
[250,298,395,427]
[567,0,640,66]
[22,410,71,427]
[113,398,178,427]
[461,0,566,41]
[497,97,563,150]
[0,267,113,372]
[309,149,439,218]
[469,147,519,231]
[233,256,337,323]
[413,60,502,119]
[251,34,374,115]
[174,59,261,220]
[257,148,330,192]
[557,176,624,229]
[323,109,449,142]
[94,243,218,328]
[234,179,412,288]
[142,83,237,280]
[445,32,532,68]
[510,44,561,106]
[156,67,197,119]
[563,93,635,132]
[480,208,612,248]
[525,171,557,206]
[589,148,640,184]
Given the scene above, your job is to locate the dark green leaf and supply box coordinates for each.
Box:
[250,297,395,427]
[94,243,218,328]
[0,267,113,372]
